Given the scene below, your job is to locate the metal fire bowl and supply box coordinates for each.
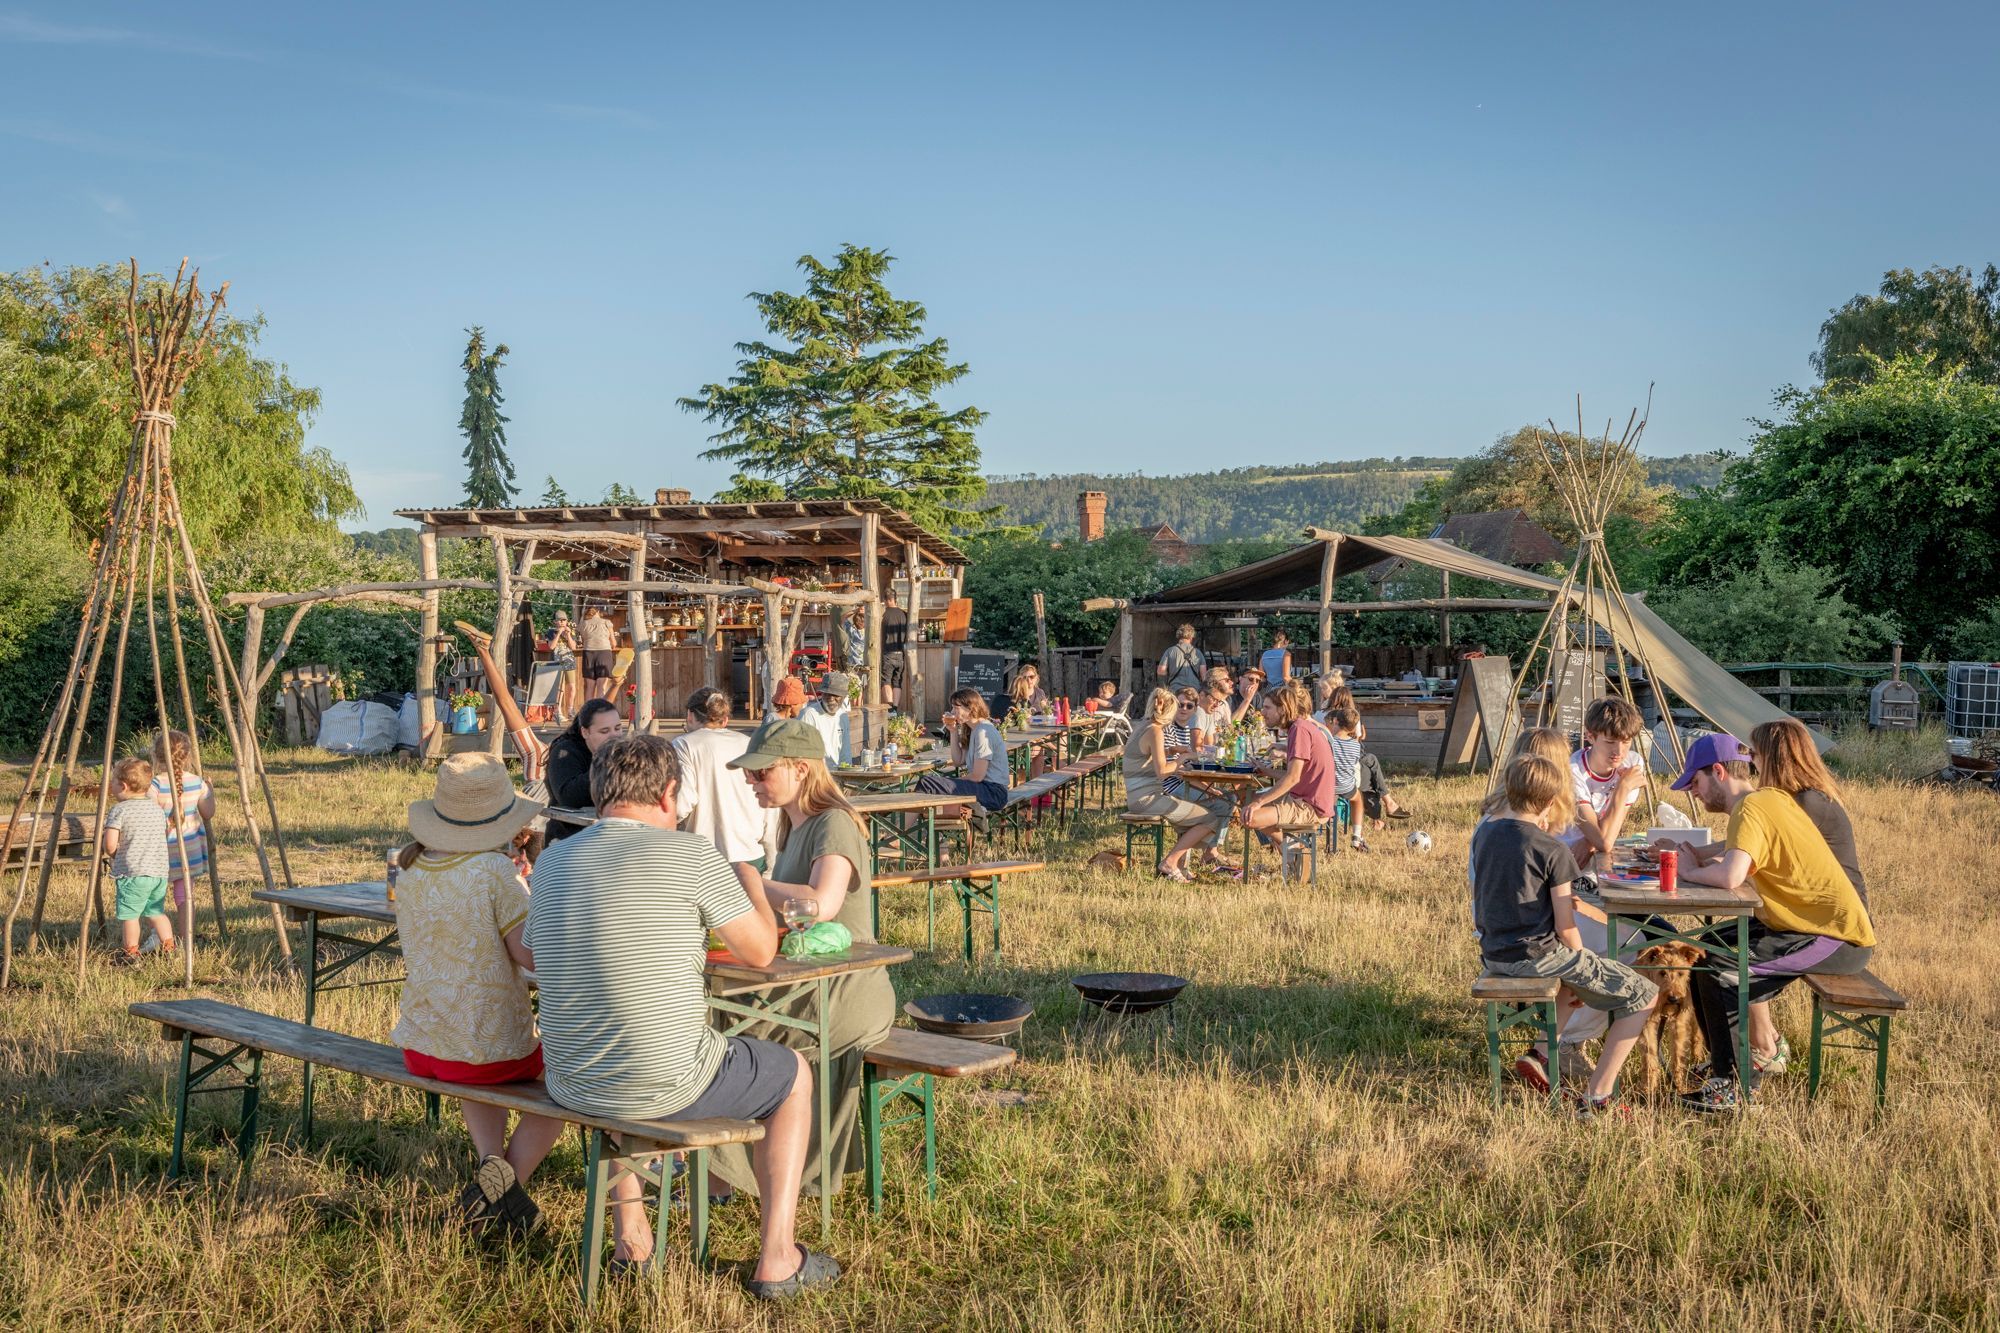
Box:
[904,993,1034,1040]
[1071,971,1190,1015]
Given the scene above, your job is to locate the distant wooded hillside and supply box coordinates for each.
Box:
[984,455,1727,541]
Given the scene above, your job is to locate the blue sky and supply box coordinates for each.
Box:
[4,3,1995,529]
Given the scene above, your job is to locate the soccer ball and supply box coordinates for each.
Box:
[1406,830,1434,854]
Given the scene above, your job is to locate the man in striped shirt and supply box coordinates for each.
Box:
[527,734,839,1296]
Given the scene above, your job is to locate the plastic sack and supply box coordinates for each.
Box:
[315,700,401,755]
[396,693,424,752]
[780,921,853,958]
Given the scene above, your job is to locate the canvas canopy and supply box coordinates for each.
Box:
[1133,528,1825,750]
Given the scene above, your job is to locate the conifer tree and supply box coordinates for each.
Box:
[459,327,516,508]
[539,475,568,506]
[680,245,990,533]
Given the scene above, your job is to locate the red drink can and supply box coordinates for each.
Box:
[1657,850,1678,895]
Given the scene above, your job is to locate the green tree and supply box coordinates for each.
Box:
[0,263,359,551]
[1649,551,1899,662]
[680,245,990,534]
[1816,264,2000,385]
[1657,356,2000,653]
[602,481,641,504]
[1947,599,2000,660]
[459,327,516,508]
[539,475,568,506]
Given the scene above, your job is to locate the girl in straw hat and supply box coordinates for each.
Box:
[393,752,559,1233]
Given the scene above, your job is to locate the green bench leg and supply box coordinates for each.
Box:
[580,1129,608,1309]
[169,1032,194,1180]
[956,879,1001,962]
[1807,998,1893,1108]
[1807,996,1825,1100]
[1875,1014,1892,1107]
[1482,998,1560,1112]
[861,1066,935,1214]
[425,1092,441,1126]
[1124,822,1164,874]
[1484,1001,1503,1110]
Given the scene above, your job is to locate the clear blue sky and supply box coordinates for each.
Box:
[5,3,1995,529]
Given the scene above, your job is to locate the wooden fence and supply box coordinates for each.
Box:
[1719,661,1946,724]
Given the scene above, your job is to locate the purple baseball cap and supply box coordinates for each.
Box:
[1669,732,1750,791]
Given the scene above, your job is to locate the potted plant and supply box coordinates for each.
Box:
[448,689,483,735]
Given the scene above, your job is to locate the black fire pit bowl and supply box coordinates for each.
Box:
[1071,971,1189,1016]
[904,993,1034,1041]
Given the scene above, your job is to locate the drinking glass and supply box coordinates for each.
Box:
[783,896,818,934]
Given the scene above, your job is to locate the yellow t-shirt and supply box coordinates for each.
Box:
[1726,789,1875,947]
[390,850,537,1064]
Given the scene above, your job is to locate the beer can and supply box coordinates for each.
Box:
[1657,849,1678,895]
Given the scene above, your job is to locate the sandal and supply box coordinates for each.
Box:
[746,1244,842,1301]
[1155,865,1195,883]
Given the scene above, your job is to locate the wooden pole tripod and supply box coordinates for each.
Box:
[0,260,295,990]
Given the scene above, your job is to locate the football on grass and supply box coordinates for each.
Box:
[1406,830,1434,854]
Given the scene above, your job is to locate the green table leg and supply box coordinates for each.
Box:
[301,913,317,1142]
[815,976,832,1237]
[168,1031,194,1178]
[1735,915,1752,1099]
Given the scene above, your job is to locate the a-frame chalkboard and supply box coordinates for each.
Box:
[1436,655,1517,776]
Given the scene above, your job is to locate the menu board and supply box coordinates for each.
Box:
[1436,655,1516,775]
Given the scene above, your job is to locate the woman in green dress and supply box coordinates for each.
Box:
[710,717,895,1200]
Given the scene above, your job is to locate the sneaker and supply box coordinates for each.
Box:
[1350,834,1370,853]
[107,947,142,968]
[1762,1035,1792,1076]
[1574,1092,1631,1119]
[1679,1076,1752,1114]
[456,1154,519,1229]
[1513,1047,1551,1095]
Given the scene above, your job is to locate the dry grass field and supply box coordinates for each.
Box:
[0,741,1995,1331]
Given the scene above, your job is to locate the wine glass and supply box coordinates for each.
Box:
[783,896,818,935]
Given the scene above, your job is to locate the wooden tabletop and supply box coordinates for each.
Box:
[706,941,914,989]
[846,791,975,815]
[253,881,395,925]
[873,859,1045,887]
[1599,883,1759,915]
[1176,767,1265,788]
[544,805,596,827]
[833,760,943,784]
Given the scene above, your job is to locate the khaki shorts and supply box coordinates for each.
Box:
[1263,797,1324,829]
[1485,943,1659,1024]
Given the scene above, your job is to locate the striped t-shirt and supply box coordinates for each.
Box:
[1327,734,1361,797]
[524,818,753,1118]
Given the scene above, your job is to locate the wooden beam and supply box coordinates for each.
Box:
[456,523,647,550]
[644,514,862,535]
[487,535,513,756]
[1117,608,1134,700]
[628,542,653,732]
[239,604,266,715]
[224,590,426,610]
[417,532,443,760]
[861,512,882,747]
[1117,598,1555,615]
[1318,533,1340,678]
[904,542,924,720]
[742,577,879,607]
[1033,591,1049,668]
[1081,596,1130,613]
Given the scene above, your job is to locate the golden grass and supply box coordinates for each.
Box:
[1,748,1996,1330]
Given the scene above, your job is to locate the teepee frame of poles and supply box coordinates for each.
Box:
[0,260,296,991]
[1488,392,1692,811]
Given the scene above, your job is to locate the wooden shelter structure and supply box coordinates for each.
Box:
[382,497,969,747]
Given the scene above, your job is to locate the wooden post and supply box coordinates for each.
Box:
[1033,591,1049,670]
[1440,570,1453,649]
[239,604,266,719]
[861,513,882,749]
[1117,606,1134,700]
[417,530,443,760]
[628,542,653,732]
[488,536,512,755]
[702,594,720,691]
[760,592,782,710]
[1317,534,1340,678]
[1778,667,1793,716]
[904,542,924,720]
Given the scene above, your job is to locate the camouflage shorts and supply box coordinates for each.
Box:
[1485,943,1659,1024]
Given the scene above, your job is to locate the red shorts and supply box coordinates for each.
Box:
[402,1046,543,1085]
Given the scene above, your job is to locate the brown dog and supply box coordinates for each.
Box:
[1633,942,1705,1095]
[1087,850,1128,873]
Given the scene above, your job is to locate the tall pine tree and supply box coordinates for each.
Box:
[679,245,990,533]
[459,327,517,508]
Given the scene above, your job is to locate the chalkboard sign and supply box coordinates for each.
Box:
[1436,655,1516,775]
[1545,650,1603,743]
[954,648,1015,711]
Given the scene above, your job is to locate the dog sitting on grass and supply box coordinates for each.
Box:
[1633,942,1705,1094]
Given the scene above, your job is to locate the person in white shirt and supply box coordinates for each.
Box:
[802,672,855,766]
[671,687,777,899]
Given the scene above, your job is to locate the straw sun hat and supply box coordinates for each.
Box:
[408,753,546,853]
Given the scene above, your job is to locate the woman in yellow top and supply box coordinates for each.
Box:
[392,753,561,1230]
[1661,732,1875,1113]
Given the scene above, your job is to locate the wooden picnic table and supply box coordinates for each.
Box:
[1174,765,1269,867]
[846,790,974,873]
[1599,879,1760,1096]
[832,758,943,792]
[252,880,912,1235]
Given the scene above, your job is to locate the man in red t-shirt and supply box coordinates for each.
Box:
[1236,683,1336,855]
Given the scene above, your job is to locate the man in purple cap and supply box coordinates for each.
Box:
[1657,732,1876,1113]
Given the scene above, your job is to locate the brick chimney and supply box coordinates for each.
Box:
[1078,490,1108,542]
[655,487,692,505]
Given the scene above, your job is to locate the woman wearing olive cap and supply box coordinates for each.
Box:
[708,718,893,1200]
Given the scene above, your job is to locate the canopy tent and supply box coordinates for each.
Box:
[1121,527,1823,749]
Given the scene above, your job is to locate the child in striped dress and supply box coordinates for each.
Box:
[150,731,216,922]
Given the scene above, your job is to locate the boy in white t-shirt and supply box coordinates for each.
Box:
[1549,695,1648,1071]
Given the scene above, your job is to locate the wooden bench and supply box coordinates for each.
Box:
[861,1028,1016,1214]
[1472,974,1562,1110]
[871,860,1043,959]
[130,998,761,1309]
[1805,969,1908,1107]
